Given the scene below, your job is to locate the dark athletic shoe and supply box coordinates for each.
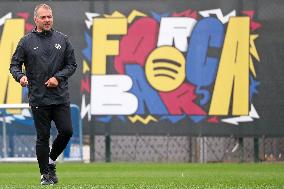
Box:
[48,163,58,184]
[40,174,54,185]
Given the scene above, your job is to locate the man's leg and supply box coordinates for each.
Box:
[31,106,52,176]
[48,103,73,183]
[49,103,73,160]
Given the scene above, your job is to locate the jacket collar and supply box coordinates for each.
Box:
[32,27,54,37]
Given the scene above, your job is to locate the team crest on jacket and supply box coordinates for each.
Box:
[55,43,61,49]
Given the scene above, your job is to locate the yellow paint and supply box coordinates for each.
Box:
[145,46,185,92]
[249,56,256,77]
[0,19,24,113]
[83,60,90,73]
[209,17,250,115]
[92,18,127,74]
[250,35,260,62]
[128,115,157,124]
[104,11,125,18]
[248,35,259,77]
[128,10,147,23]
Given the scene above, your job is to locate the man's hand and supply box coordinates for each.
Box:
[45,77,59,88]
[19,76,28,87]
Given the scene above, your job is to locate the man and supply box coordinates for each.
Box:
[10,3,77,185]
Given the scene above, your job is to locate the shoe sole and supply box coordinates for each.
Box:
[41,182,54,185]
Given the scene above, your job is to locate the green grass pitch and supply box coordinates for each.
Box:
[0,162,283,189]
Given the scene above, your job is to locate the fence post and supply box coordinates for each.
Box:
[1,110,8,158]
[105,134,111,162]
[239,137,244,162]
[89,120,95,162]
[254,137,259,162]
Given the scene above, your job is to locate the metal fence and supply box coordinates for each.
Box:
[89,136,284,163]
[0,104,83,162]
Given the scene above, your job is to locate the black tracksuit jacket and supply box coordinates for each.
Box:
[10,28,77,106]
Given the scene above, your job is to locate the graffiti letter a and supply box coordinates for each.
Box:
[0,19,25,110]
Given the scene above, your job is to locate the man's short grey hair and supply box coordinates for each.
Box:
[34,3,52,17]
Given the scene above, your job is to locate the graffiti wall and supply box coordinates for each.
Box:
[0,0,284,136]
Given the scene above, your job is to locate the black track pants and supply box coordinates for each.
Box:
[31,103,73,174]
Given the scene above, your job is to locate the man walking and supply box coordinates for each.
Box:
[10,3,77,185]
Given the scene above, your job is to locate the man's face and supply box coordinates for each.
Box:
[34,7,53,32]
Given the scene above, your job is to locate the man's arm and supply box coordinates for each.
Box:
[54,36,77,82]
[10,39,26,84]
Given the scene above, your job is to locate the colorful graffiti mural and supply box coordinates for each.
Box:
[4,1,284,136]
[81,8,261,126]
